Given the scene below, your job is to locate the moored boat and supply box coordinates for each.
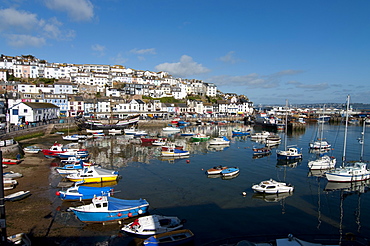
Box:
[206,165,228,175]
[252,179,294,194]
[56,182,114,201]
[209,136,230,145]
[143,229,194,246]
[69,195,149,223]
[23,145,41,154]
[66,166,120,183]
[4,190,31,201]
[121,214,185,236]
[2,158,22,165]
[161,147,189,157]
[221,167,239,177]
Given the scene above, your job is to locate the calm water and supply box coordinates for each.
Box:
[50,122,370,245]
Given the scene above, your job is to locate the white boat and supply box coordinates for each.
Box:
[152,138,167,146]
[7,233,32,246]
[250,131,270,139]
[5,190,31,201]
[206,165,228,175]
[325,95,370,182]
[308,155,336,170]
[209,136,230,145]
[276,146,303,160]
[161,147,190,157]
[62,135,79,141]
[3,171,23,179]
[221,167,239,177]
[121,214,185,236]
[108,129,122,135]
[23,145,41,154]
[252,179,294,194]
[124,127,145,135]
[162,126,181,133]
[309,140,331,150]
[143,229,195,246]
[3,178,17,190]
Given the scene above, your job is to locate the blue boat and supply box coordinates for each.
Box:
[232,129,250,136]
[55,161,85,175]
[58,150,89,159]
[221,167,240,177]
[69,196,149,223]
[56,182,114,201]
[276,146,303,160]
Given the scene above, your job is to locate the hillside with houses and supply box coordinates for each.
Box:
[0,54,254,125]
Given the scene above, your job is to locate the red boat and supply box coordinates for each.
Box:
[41,143,87,158]
[2,158,22,165]
[161,144,183,151]
[140,138,158,143]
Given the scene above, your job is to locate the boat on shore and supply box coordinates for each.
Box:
[143,229,194,246]
[66,166,120,183]
[5,190,31,201]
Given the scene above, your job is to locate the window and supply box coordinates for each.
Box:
[24,109,28,113]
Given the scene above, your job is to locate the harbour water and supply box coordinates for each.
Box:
[48,122,370,245]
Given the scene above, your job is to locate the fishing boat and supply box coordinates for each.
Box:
[206,165,228,175]
[4,190,31,201]
[69,195,149,223]
[143,229,195,246]
[23,145,41,154]
[121,214,185,236]
[55,182,114,201]
[66,166,120,183]
[276,145,303,160]
[209,136,230,145]
[2,158,22,165]
[161,147,189,157]
[325,95,370,182]
[221,167,239,177]
[252,179,294,194]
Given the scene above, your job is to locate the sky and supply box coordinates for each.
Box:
[1,0,370,106]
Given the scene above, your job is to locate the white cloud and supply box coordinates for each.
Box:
[0,8,40,31]
[130,48,156,55]
[91,44,106,57]
[218,51,240,64]
[155,55,210,77]
[45,0,94,22]
[7,34,46,47]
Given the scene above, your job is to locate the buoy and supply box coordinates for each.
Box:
[242,192,247,196]
[128,212,133,217]
[55,191,60,196]
[117,213,122,217]
[186,160,190,163]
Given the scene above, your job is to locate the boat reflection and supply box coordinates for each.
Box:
[251,192,293,202]
[324,180,370,193]
[276,159,301,168]
[252,152,272,159]
[307,169,328,177]
[207,145,229,152]
[158,156,189,163]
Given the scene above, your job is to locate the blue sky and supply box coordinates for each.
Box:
[1,0,370,105]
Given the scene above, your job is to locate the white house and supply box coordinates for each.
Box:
[9,102,59,124]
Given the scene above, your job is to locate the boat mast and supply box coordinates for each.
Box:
[284,99,288,150]
[360,118,365,162]
[342,95,350,167]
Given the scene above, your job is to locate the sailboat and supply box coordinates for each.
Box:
[308,105,336,170]
[325,95,370,182]
[276,100,303,161]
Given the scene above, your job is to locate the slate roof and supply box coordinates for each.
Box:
[23,102,59,109]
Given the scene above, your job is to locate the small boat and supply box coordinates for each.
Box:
[191,133,210,142]
[5,190,31,201]
[308,155,336,170]
[124,127,146,135]
[86,129,104,133]
[60,156,91,165]
[309,139,331,150]
[141,137,159,143]
[232,129,250,136]
[62,135,79,141]
[250,131,270,139]
[7,233,32,246]
[206,165,228,175]
[56,182,114,201]
[233,233,339,246]
[55,161,85,175]
[143,229,195,246]
[3,171,23,179]
[180,132,195,136]
[220,167,239,177]
[252,179,294,194]
[57,149,89,159]
[121,214,185,236]
[276,146,303,160]
[2,158,22,165]
[253,146,271,155]
[66,166,120,183]
[265,134,281,146]
[69,195,149,223]
[161,148,189,157]
[23,145,41,154]
[152,138,167,146]
[108,129,122,135]
[42,143,87,158]
[162,127,181,133]
[3,178,17,190]
[209,136,230,145]
[161,144,183,151]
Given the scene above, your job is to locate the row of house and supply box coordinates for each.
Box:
[0,55,218,99]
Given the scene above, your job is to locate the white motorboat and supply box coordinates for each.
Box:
[108,129,122,135]
[23,145,41,154]
[121,214,185,236]
[235,234,339,246]
[252,179,294,194]
[250,131,270,139]
[308,155,336,170]
[209,136,230,145]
